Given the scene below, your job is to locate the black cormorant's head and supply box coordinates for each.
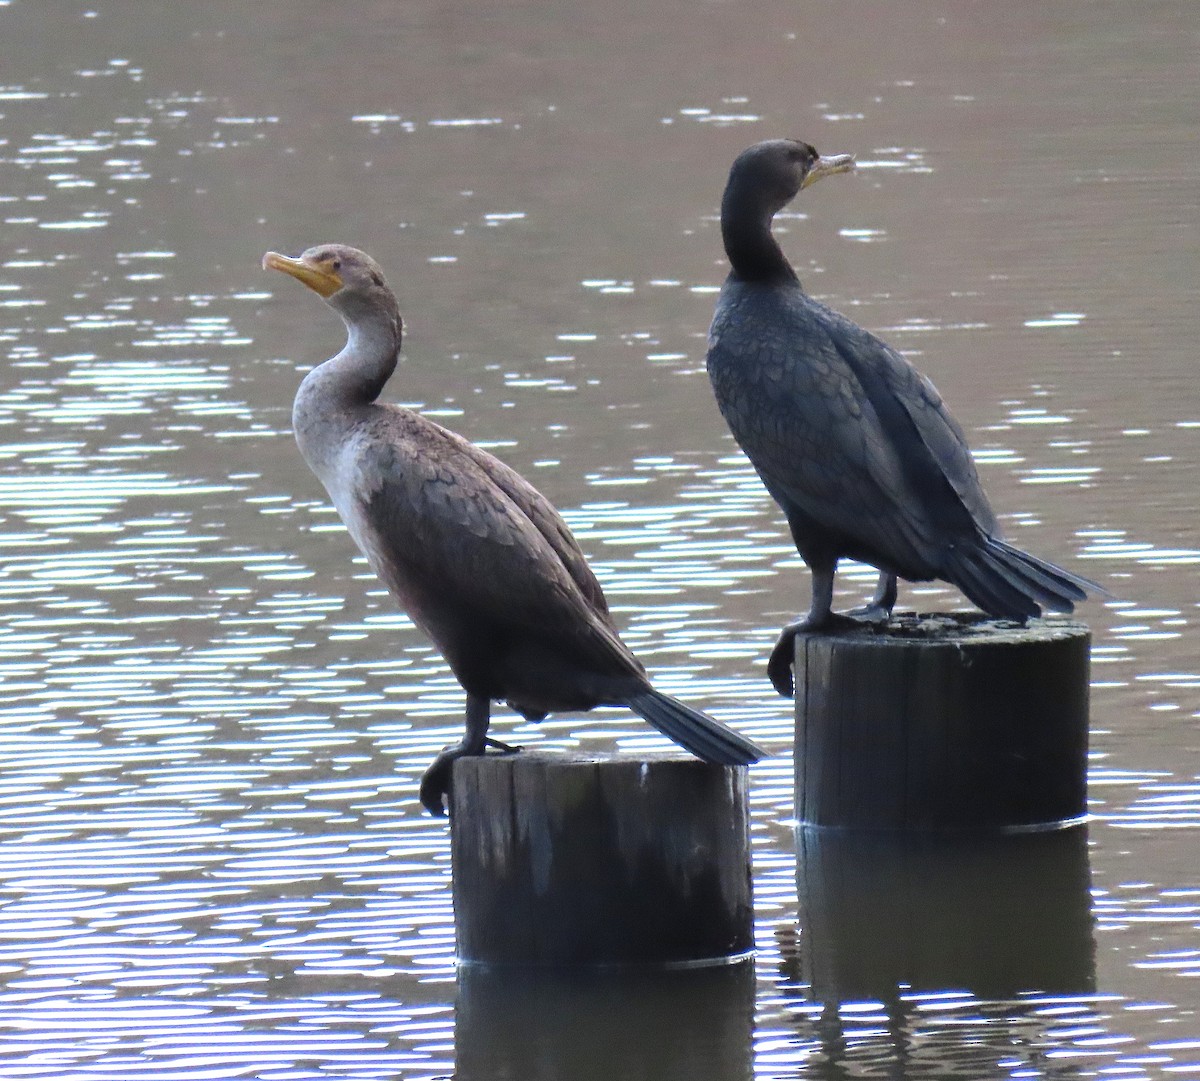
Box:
[725,139,855,215]
[719,141,855,281]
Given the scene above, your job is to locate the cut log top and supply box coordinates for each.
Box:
[801,610,1089,646]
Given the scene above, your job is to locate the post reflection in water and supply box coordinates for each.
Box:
[793,826,1094,1000]
[454,961,755,1081]
[777,826,1096,1078]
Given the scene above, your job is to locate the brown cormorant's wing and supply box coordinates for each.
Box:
[339,408,637,678]
[464,437,613,622]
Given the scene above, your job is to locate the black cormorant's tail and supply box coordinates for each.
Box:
[946,536,1106,622]
[626,688,764,766]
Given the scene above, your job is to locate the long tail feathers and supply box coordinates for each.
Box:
[626,688,764,766]
[947,537,1106,622]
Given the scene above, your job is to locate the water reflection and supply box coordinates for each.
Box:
[455,962,755,1081]
[791,827,1095,1001]
[765,828,1101,1079]
[763,991,1127,1081]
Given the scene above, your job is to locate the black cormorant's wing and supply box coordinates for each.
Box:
[814,300,998,535]
[709,288,995,575]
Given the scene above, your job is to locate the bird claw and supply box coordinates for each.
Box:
[768,610,886,697]
[418,752,456,817]
[418,739,524,817]
[768,621,808,698]
[846,602,892,625]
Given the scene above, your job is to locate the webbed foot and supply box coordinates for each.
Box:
[849,573,897,626]
[768,571,897,697]
[846,601,893,625]
[767,612,879,697]
[418,737,523,817]
[768,616,826,698]
[418,750,457,818]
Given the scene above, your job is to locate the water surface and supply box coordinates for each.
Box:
[0,1,1197,1077]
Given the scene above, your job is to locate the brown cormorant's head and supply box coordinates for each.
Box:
[263,244,393,305]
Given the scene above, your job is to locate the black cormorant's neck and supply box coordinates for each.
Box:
[720,182,799,286]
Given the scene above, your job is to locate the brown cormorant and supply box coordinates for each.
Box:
[264,244,764,813]
[705,140,1102,696]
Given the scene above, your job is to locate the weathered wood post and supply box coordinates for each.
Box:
[449,751,754,966]
[793,613,1091,831]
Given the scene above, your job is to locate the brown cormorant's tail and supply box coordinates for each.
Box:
[626,689,764,766]
[947,537,1105,622]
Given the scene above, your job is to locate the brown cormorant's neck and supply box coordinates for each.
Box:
[340,303,403,404]
[291,300,403,482]
[720,181,799,286]
[318,297,404,408]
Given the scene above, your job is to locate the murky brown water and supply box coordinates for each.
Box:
[0,0,1196,1077]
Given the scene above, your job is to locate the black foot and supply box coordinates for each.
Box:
[418,739,523,817]
[768,619,815,698]
[418,751,457,818]
[767,612,883,697]
[846,602,893,625]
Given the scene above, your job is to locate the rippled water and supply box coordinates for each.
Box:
[0,1,1196,1077]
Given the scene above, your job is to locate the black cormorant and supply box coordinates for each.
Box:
[705,140,1101,696]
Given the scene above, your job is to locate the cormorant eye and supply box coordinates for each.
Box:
[331,259,342,272]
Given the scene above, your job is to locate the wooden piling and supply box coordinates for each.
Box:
[793,613,1090,831]
[449,751,753,967]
